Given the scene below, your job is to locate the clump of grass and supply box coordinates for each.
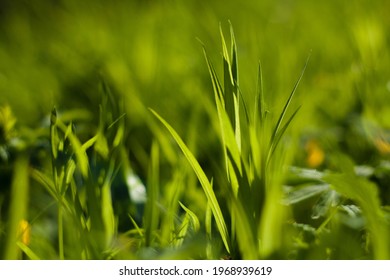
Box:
[152,23,309,259]
[30,83,123,259]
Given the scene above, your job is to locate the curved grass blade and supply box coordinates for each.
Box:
[179,201,200,232]
[150,109,230,253]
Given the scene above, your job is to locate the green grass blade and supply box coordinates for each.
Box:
[30,168,57,200]
[203,47,242,177]
[202,47,224,103]
[205,202,213,258]
[150,109,230,253]
[220,25,235,130]
[271,55,310,145]
[179,202,200,232]
[56,119,89,178]
[255,60,266,124]
[229,21,238,85]
[229,194,258,259]
[268,106,301,163]
[3,155,29,260]
[220,24,241,152]
[17,242,41,260]
[50,107,58,160]
[101,160,116,247]
[144,141,160,246]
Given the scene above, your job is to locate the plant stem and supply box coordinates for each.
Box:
[58,199,64,260]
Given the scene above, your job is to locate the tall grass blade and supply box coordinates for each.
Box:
[3,155,29,259]
[220,24,241,152]
[150,109,230,253]
[255,61,266,124]
[270,55,310,147]
[202,47,242,178]
[144,141,160,246]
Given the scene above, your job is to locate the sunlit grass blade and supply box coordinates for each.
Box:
[179,202,200,233]
[201,46,224,104]
[220,24,241,152]
[258,182,286,258]
[150,109,230,253]
[229,21,238,85]
[176,202,200,248]
[17,242,41,260]
[202,46,242,178]
[270,55,310,148]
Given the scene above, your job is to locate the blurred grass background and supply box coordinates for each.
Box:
[1,0,390,259]
[1,0,389,130]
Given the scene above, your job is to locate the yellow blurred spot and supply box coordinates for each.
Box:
[305,139,325,168]
[17,219,31,246]
[0,104,17,144]
[375,138,390,155]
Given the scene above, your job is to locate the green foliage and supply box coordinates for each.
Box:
[1,0,390,260]
[154,26,307,259]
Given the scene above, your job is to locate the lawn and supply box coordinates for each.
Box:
[0,0,389,260]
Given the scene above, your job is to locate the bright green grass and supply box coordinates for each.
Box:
[1,0,390,260]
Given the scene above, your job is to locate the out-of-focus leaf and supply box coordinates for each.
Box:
[311,189,339,219]
[283,184,330,205]
[324,155,389,259]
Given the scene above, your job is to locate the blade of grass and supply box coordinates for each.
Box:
[268,106,301,163]
[179,201,200,232]
[150,109,230,253]
[56,119,89,178]
[229,194,258,259]
[17,242,41,260]
[144,141,160,247]
[220,24,241,152]
[3,155,29,260]
[255,61,266,125]
[202,46,242,177]
[270,54,310,147]
[101,159,117,247]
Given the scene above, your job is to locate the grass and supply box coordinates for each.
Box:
[1,0,390,260]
